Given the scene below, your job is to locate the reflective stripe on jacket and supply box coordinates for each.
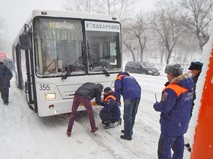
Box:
[163,83,188,96]
[114,75,141,101]
[104,95,116,102]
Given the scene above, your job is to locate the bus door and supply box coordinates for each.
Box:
[18,30,38,112]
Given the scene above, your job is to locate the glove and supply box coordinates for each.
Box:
[153,102,160,111]
[100,101,105,106]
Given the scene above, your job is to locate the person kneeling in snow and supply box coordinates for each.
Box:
[100,87,121,129]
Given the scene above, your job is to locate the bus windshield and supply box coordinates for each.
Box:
[33,17,121,78]
[85,21,121,74]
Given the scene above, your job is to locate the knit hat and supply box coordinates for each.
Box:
[96,84,103,91]
[188,61,203,70]
[104,87,112,93]
[165,64,183,77]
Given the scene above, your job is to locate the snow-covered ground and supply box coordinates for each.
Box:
[0,74,191,159]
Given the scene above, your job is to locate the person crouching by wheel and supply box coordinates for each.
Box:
[100,87,121,129]
[67,82,103,137]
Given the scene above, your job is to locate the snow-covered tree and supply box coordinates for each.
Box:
[63,0,139,20]
[122,15,149,62]
[151,1,185,64]
[179,0,213,51]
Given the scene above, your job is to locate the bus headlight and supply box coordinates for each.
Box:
[45,93,56,100]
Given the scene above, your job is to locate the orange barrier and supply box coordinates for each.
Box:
[191,44,213,159]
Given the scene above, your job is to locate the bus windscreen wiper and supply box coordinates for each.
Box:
[43,59,56,74]
[61,56,83,80]
[89,55,110,77]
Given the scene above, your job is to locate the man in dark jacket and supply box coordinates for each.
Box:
[67,82,103,137]
[185,61,203,151]
[100,87,121,129]
[188,61,203,117]
[153,64,194,159]
[188,61,203,85]
[114,72,141,140]
[0,62,13,105]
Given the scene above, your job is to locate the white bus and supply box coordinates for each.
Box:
[12,10,122,117]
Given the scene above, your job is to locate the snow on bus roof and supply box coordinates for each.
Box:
[32,10,119,21]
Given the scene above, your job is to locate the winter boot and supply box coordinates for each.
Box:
[114,118,122,126]
[91,127,98,133]
[67,131,71,137]
[120,135,132,140]
[104,123,115,129]
[185,143,192,152]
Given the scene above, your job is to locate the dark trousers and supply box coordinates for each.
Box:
[99,110,114,124]
[67,95,96,133]
[123,98,140,138]
[158,133,184,159]
[0,87,9,103]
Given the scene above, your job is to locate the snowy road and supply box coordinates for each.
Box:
[0,74,191,159]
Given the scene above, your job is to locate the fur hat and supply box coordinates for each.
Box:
[165,64,183,77]
[188,61,203,70]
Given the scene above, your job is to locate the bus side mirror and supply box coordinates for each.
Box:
[19,33,31,50]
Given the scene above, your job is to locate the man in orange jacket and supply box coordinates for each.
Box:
[99,87,121,129]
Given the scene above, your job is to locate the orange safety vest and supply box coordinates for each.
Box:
[116,75,126,80]
[104,95,116,102]
[163,83,188,96]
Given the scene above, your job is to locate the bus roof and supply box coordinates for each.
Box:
[32,10,119,21]
[13,10,120,46]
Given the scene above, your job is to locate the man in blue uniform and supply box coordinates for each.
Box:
[100,87,121,129]
[185,61,203,151]
[188,61,203,117]
[153,64,194,159]
[114,72,141,140]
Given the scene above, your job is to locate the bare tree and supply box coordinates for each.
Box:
[101,0,118,15]
[63,0,102,12]
[123,40,136,61]
[134,16,148,62]
[63,0,139,19]
[179,0,213,51]
[111,0,140,20]
[175,32,201,63]
[122,16,149,62]
[122,20,137,61]
[151,2,185,64]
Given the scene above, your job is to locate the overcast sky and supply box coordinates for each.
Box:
[0,0,154,43]
[0,0,64,42]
